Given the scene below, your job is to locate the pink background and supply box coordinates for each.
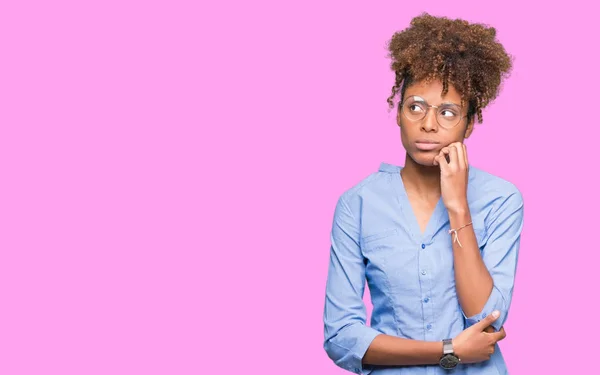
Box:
[1,1,598,374]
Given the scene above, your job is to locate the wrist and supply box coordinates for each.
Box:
[451,338,461,358]
[439,338,461,369]
[447,203,470,218]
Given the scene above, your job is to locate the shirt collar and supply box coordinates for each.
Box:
[379,161,477,181]
[379,162,401,173]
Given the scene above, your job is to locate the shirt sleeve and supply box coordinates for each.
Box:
[462,190,525,332]
[323,195,382,375]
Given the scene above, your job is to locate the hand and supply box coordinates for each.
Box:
[433,142,469,213]
[452,311,507,364]
[484,325,505,335]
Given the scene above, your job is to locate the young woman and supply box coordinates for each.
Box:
[323,13,524,375]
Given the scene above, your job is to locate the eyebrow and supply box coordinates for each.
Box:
[412,96,461,106]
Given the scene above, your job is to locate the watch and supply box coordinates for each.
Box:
[439,338,461,370]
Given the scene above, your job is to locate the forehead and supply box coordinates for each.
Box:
[404,79,462,104]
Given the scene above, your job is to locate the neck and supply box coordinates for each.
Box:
[400,153,441,199]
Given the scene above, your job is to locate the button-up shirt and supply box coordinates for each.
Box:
[323,162,525,375]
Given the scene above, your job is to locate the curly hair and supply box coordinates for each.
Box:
[386,13,513,124]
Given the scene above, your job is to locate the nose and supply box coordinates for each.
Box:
[421,107,438,132]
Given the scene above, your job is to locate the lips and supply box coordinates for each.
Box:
[415,140,440,151]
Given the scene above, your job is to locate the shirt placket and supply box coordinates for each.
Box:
[418,239,436,340]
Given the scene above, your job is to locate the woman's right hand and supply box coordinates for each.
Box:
[452,311,507,363]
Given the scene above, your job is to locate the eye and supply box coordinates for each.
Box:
[440,108,458,118]
[409,103,425,113]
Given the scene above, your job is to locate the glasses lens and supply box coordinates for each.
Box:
[436,104,462,128]
[403,97,427,121]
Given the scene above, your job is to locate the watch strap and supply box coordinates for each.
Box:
[442,338,453,355]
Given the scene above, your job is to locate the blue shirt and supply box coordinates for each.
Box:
[323,162,525,375]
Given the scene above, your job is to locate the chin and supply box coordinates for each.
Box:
[408,150,437,167]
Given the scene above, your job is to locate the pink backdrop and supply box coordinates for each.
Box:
[1,1,598,374]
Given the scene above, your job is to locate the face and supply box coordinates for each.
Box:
[396,79,474,167]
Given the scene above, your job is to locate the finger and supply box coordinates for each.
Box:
[451,142,466,169]
[489,327,507,342]
[472,310,500,331]
[437,150,449,170]
[440,147,450,164]
[462,143,469,167]
[448,145,459,168]
[434,149,446,166]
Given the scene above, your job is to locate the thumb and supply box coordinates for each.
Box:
[473,310,500,330]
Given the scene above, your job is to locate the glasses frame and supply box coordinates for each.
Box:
[400,95,468,129]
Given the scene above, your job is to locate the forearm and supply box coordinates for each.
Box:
[362,334,443,366]
[448,207,493,317]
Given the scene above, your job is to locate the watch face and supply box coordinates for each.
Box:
[440,354,460,369]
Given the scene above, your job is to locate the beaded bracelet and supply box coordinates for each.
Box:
[448,222,473,248]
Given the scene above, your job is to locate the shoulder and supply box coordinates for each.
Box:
[469,166,524,215]
[470,166,522,198]
[335,162,400,212]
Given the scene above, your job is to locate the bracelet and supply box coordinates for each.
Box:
[448,222,472,248]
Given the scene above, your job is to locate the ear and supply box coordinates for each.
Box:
[396,107,402,127]
[464,116,475,138]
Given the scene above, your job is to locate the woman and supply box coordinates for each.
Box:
[322,13,524,375]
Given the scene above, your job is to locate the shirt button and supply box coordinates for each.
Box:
[426,324,432,330]
[424,297,430,303]
[421,270,427,275]
[421,243,426,249]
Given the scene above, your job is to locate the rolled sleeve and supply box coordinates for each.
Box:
[462,190,525,332]
[462,286,507,331]
[323,195,382,375]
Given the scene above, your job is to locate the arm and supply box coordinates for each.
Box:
[323,196,445,374]
[361,335,443,367]
[448,191,524,332]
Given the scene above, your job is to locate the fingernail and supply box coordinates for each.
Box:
[492,310,500,318]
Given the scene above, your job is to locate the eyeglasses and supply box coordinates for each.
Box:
[401,95,467,129]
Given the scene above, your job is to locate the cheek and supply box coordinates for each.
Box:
[399,127,412,148]
[439,129,467,146]
[398,120,414,138]
[445,135,466,146]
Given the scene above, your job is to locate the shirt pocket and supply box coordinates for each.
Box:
[361,228,400,250]
[361,228,410,255]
